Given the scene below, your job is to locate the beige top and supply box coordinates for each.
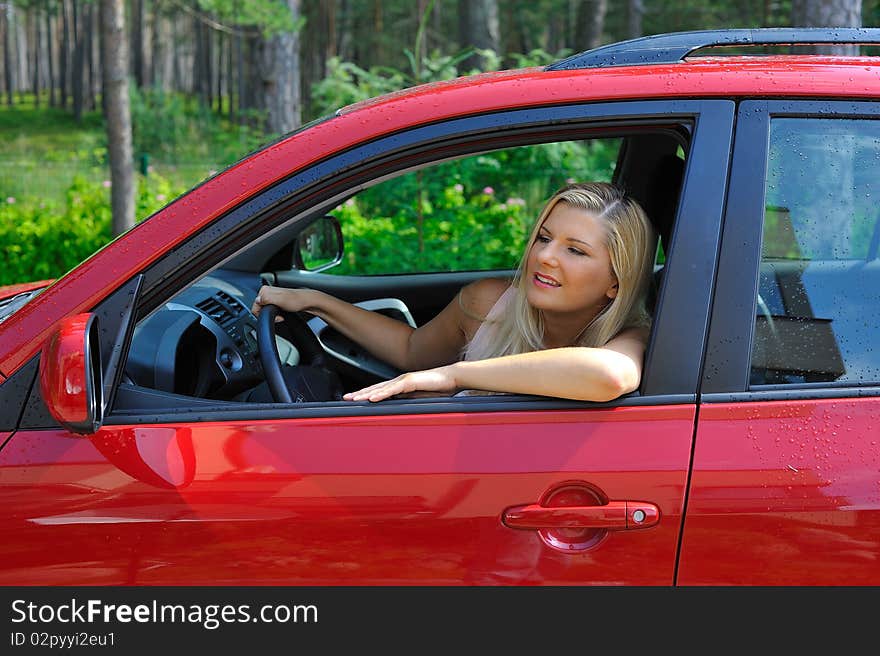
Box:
[462,285,514,362]
[455,285,515,397]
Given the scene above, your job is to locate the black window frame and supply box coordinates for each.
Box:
[702,99,880,403]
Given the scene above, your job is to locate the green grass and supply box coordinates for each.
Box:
[0,93,270,206]
[0,101,107,203]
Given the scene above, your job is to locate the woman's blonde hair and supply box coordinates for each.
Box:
[465,182,657,360]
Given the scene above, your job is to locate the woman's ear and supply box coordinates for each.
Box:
[606,280,619,300]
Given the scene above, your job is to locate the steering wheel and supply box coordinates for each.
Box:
[256,303,327,403]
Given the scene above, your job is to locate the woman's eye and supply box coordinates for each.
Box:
[536,235,550,244]
[568,247,586,256]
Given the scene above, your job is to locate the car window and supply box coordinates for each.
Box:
[751,118,880,386]
[326,139,621,275]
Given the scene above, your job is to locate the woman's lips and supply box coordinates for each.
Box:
[533,272,560,288]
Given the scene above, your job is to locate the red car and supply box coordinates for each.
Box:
[1,28,879,585]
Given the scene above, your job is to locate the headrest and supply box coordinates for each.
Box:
[644,154,685,253]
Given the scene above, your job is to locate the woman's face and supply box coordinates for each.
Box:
[524,202,618,319]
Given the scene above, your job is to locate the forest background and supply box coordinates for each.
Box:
[1,0,877,284]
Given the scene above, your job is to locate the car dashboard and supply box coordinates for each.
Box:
[125,270,298,401]
[122,269,416,405]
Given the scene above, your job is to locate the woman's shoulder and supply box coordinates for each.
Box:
[459,277,511,320]
[605,325,650,348]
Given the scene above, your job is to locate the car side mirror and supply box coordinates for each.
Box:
[295,215,344,272]
[39,313,103,435]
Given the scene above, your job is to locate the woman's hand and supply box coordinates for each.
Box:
[343,365,459,402]
[250,285,320,317]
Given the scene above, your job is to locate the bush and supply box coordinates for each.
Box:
[326,139,619,276]
[0,172,186,285]
[331,182,527,275]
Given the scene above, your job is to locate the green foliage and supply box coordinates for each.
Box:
[310,46,491,115]
[328,139,619,275]
[310,58,409,113]
[506,48,572,68]
[331,182,528,275]
[129,86,267,165]
[310,45,579,119]
[196,0,303,37]
[0,172,186,285]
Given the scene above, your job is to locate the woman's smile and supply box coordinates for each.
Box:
[533,272,561,288]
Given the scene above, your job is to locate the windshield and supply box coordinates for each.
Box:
[0,288,46,324]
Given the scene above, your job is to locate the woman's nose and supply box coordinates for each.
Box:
[537,243,560,266]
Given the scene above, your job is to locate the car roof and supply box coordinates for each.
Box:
[337,56,880,119]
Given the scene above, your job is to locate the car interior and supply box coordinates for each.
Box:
[114,128,688,413]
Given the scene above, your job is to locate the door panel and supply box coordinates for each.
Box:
[0,405,694,585]
[686,101,880,584]
[275,269,509,327]
[679,398,880,585]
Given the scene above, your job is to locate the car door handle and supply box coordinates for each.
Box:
[502,501,660,530]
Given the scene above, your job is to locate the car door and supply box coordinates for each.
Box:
[0,100,734,585]
[679,100,880,585]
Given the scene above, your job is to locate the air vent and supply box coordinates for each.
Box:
[196,292,242,328]
[216,290,245,314]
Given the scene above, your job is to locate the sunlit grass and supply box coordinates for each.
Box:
[0,93,265,205]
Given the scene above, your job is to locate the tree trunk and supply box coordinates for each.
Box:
[301,0,331,120]
[172,16,182,92]
[32,7,40,108]
[131,0,144,87]
[336,0,351,62]
[2,5,14,106]
[261,0,301,135]
[100,0,135,237]
[416,0,429,64]
[72,0,84,120]
[87,3,97,112]
[243,35,261,122]
[15,5,28,104]
[235,31,243,120]
[374,0,384,63]
[192,16,200,96]
[627,0,644,39]
[458,0,499,71]
[548,10,567,55]
[60,0,69,108]
[226,28,234,120]
[149,1,159,88]
[575,0,607,52]
[45,2,55,106]
[205,17,213,109]
[791,0,862,55]
[215,30,223,114]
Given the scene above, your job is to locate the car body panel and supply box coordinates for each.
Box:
[678,397,880,585]
[0,280,52,302]
[0,405,695,585]
[1,58,877,377]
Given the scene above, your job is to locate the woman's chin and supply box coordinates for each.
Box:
[526,287,560,310]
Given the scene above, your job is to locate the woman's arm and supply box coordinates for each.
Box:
[251,279,506,372]
[342,327,648,403]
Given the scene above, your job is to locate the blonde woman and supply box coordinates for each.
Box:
[252,182,657,403]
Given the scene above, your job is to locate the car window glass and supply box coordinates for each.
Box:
[326,139,621,275]
[751,118,880,386]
